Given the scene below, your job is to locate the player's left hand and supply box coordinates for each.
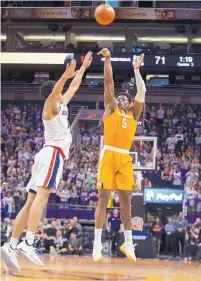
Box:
[64,59,77,78]
[133,53,144,70]
[83,51,93,68]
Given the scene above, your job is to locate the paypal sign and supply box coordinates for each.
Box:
[144,188,184,204]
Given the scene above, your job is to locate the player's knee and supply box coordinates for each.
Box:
[120,208,131,222]
[36,194,49,206]
[35,187,51,205]
[98,195,108,208]
[24,200,33,210]
[24,195,35,209]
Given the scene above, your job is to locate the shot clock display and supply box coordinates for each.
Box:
[74,53,201,69]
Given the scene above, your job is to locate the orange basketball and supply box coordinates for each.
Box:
[94,4,115,25]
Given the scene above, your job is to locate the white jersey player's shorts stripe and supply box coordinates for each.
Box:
[26,146,64,193]
[43,149,60,188]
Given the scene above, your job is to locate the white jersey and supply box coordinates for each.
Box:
[43,103,72,159]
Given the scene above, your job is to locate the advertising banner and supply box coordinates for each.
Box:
[132,230,148,240]
[32,8,92,19]
[144,188,185,204]
[114,8,175,20]
[3,7,200,20]
[31,8,72,19]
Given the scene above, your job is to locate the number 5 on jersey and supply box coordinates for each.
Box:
[122,118,127,128]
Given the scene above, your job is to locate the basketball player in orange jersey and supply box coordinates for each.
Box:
[1,52,93,274]
[93,49,146,262]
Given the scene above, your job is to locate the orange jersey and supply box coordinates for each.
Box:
[103,107,136,150]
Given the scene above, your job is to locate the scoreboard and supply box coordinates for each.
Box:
[74,53,201,70]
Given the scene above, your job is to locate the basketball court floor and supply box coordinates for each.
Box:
[1,255,201,281]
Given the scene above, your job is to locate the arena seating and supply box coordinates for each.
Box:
[1,98,201,259]
[1,101,201,221]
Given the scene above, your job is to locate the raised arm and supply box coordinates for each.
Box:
[131,54,146,121]
[62,51,93,105]
[97,48,116,111]
[48,59,77,101]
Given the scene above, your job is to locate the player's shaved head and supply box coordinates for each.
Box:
[40,80,56,99]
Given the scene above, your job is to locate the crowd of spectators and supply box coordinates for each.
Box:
[1,102,201,220]
[141,103,201,214]
[1,210,201,260]
[1,102,201,261]
[1,216,83,255]
[151,214,201,261]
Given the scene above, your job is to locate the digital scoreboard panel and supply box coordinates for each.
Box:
[74,53,201,69]
[146,55,200,68]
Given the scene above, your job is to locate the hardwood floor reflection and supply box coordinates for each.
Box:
[1,255,201,281]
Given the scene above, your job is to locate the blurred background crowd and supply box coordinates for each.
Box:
[1,212,201,260]
[1,101,201,260]
[1,102,201,217]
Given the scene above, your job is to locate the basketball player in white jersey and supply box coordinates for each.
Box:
[1,52,93,274]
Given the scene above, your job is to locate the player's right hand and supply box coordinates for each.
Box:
[97,48,111,58]
[64,59,77,79]
[83,51,93,68]
[133,54,144,70]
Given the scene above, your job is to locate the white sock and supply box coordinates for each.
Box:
[9,237,18,249]
[94,228,102,245]
[124,230,133,245]
[25,231,35,246]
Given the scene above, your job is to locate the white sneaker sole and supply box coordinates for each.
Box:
[120,244,137,263]
[92,245,103,262]
[18,248,44,267]
[1,247,21,274]
[92,255,103,262]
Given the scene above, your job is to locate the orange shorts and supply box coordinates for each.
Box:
[96,149,135,191]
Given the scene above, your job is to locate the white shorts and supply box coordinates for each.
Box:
[26,146,64,193]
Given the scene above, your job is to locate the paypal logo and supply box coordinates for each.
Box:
[145,190,154,201]
[144,188,184,204]
[156,193,183,202]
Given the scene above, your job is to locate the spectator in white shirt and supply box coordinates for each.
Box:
[172,116,179,125]
[172,167,182,189]
[157,105,165,118]
[185,183,197,213]
[60,187,70,203]
[166,134,176,151]
[195,132,201,145]
[185,168,199,184]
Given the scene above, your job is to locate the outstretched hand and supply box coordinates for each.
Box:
[83,51,93,68]
[133,54,144,70]
[64,59,77,79]
[97,48,111,58]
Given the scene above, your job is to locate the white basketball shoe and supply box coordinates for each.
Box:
[1,243,21,274]
[120,242,137,262]
[17,240,44,267]
[92,242,103,262]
